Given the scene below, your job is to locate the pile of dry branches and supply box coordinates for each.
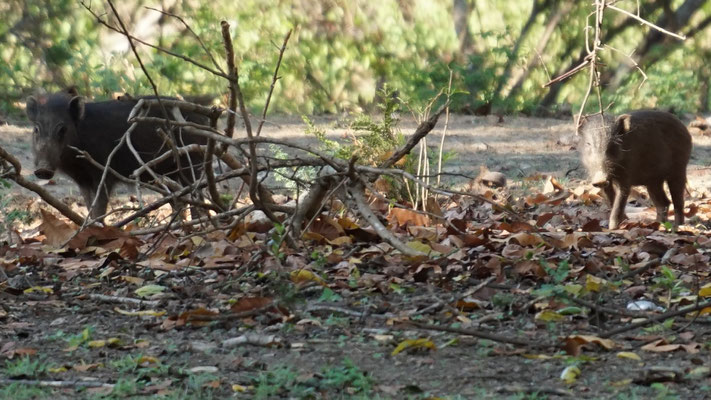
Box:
[0,0,460,257]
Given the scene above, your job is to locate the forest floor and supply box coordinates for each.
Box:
[1,114,711,399]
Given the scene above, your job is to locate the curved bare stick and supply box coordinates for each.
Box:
[600,300,711,339]
[130,205,254,236]
[347,181,426,257]
[0,146,84,225]
[131,144,206,179]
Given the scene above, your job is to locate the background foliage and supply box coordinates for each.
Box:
[1,0,710,119]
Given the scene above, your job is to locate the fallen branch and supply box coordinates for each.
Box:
[0,379,114,389]
[87,293,160,307]
[408,321,556,349]
[600,299,711,339]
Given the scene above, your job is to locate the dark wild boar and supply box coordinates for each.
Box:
[26,88,208,221]
[578,110,692,229]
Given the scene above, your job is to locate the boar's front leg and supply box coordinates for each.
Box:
[609,181,630,230]
[80,186,109,222]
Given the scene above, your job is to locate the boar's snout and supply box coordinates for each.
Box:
[34,168,55,180]
[590,171,608,188]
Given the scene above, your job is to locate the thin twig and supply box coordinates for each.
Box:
[436,70,453,186]
[144,6,225,73]
[607,4,686,40]
[81,1,231,80]
[256,30,292,137]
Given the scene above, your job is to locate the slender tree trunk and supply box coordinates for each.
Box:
[493,0,551,100]
[699,77,709,113]
[508,1,571,98]
[453,0,475,58]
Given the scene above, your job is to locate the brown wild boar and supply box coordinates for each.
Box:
[578,110,691,229]
[26,87,208,221]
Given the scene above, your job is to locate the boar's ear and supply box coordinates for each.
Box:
[614,114,632,134]
[26,97,39,122]
[575,115,587,135]
[68,96,86,122]
[116,93,133,101]
[64,86,79,97]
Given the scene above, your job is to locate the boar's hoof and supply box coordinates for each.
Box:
[34,168,55,180]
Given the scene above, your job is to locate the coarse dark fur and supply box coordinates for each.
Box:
[26,88,208,221]
[578,110,692,229]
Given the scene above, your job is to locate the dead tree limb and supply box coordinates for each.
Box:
[600,300,711,339]
[347,180,426,257]
[381,102,449,169]
[144,6,225,73]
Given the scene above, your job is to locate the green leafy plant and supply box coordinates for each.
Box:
[0,384,50,400]
[652,266,684,296]
[320,358,373,394]
[4,356,48,378]
[542,259,570,284]
[269,222,287,261]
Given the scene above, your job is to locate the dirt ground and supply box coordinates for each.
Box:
[2,114,711,399]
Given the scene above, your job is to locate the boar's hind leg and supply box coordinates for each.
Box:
[646,180,670,224]
[609,183,630,230]
[667,176,686,228]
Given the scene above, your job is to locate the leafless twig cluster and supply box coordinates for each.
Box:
[543,0,686,128]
